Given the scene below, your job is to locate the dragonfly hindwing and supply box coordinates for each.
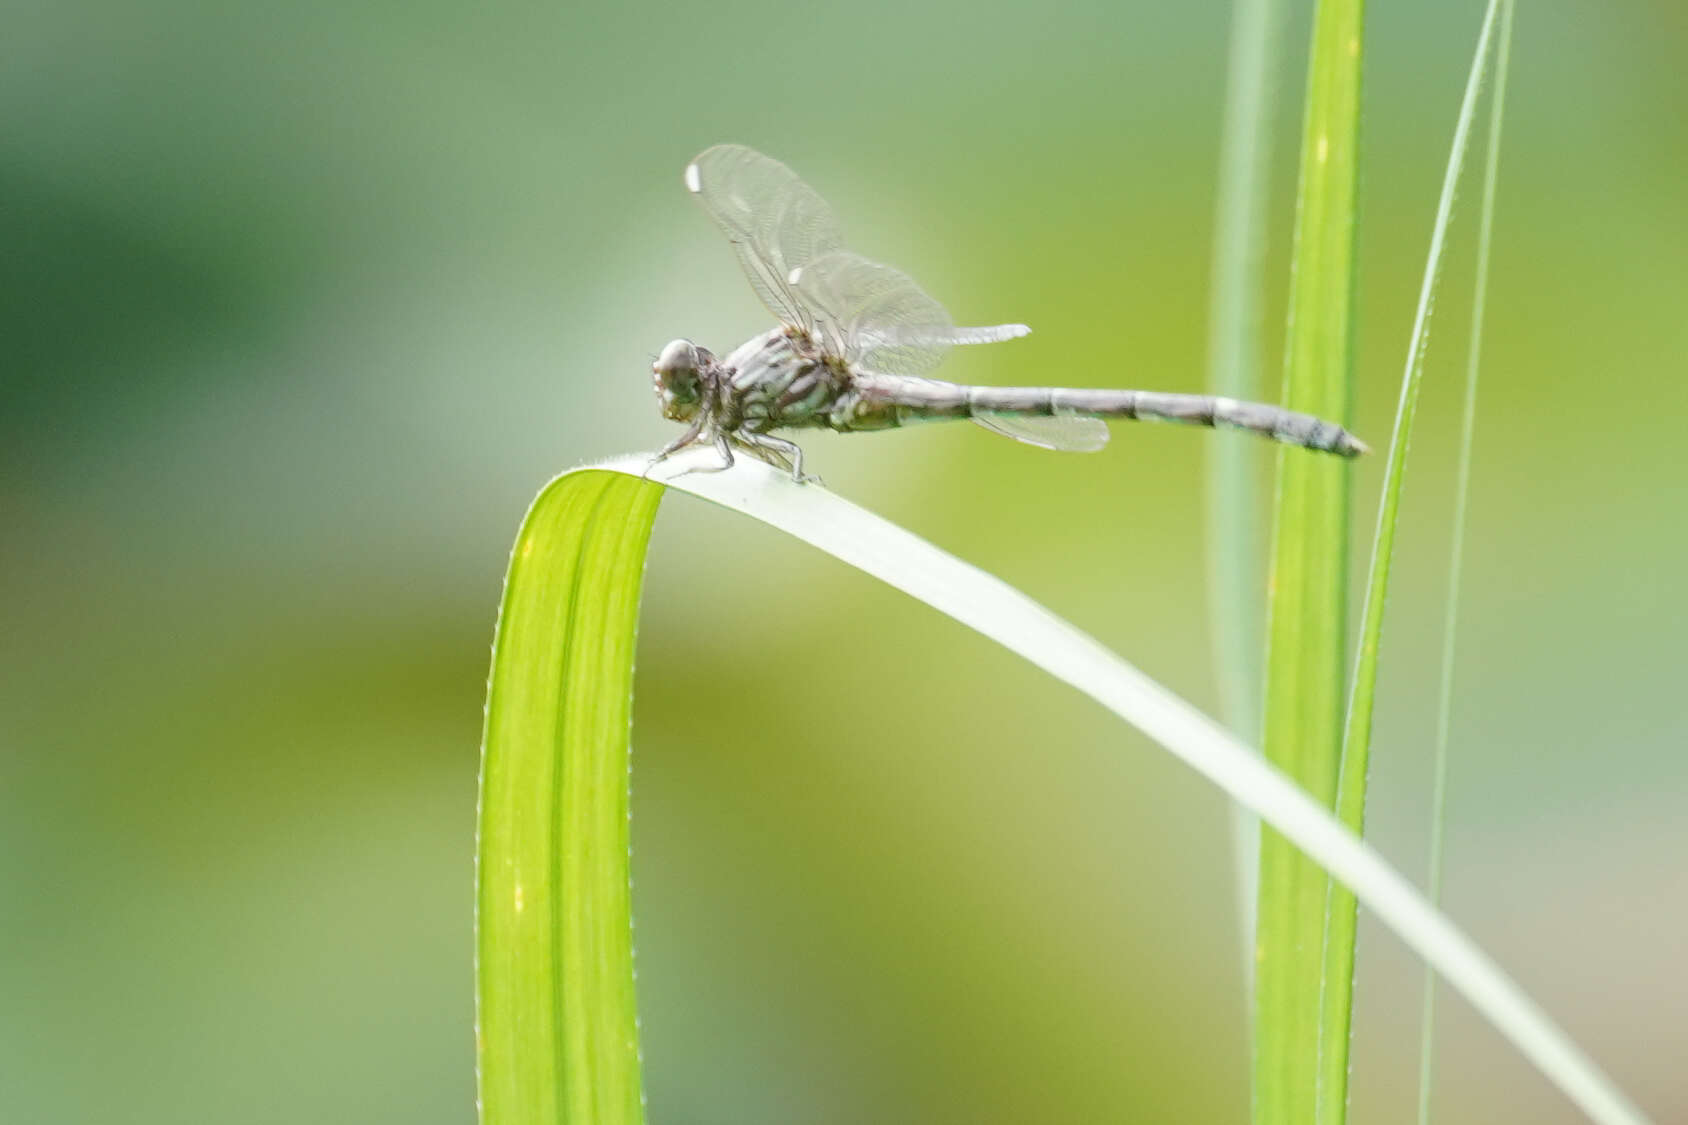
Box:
[971,413,1111,452]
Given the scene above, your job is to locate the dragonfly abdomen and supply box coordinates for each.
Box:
[958,386,1364,456]
[848,378,1364,457]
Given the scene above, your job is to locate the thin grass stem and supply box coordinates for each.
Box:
[1417,3,1515,1121]
[1323,0,1505,1116]
[1206,0,1284,986]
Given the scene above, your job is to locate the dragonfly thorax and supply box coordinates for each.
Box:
[652,338,712,422]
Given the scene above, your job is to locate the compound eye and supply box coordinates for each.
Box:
[655,339,696,375]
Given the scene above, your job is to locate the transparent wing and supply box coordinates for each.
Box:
[941,324,1034,345]
[685,145,844,332]
[788,250,1030,377]
[786,250,950,372]
[971,413,1111,452]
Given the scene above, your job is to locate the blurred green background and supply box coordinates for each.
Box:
[4,0,1684,1121]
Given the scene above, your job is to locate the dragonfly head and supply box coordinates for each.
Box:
[653,338,710,422]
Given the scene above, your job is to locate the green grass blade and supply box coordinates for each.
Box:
[1255,1,1362,1121]
[1324,2,1505,1118]
[477,469,661,1125]
[476,448,1648,1125]
[1205,0,1283,967]
[1418,4,1515,1122]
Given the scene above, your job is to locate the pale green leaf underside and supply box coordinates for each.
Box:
[475,447,1646,1125]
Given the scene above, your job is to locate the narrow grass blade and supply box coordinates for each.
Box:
[1325,1,1506,1117]
[1255,1,1362,1121]
[1205,0,1284,970]
[664,450,1645,1121]
[476,448,1649,1125]
[477,469,661,1125]
[1418,4,1514,1122]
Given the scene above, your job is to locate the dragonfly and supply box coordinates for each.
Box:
[651,144,1367,480]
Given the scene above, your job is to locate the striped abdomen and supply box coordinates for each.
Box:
[841,376,1367,457]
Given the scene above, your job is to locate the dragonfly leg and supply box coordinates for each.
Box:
[671,432,736,478]
[736,432,816,483]
[644,419,706,478]
[705,433,736,472]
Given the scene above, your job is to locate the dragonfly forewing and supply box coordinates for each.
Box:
[686,145,844,334]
